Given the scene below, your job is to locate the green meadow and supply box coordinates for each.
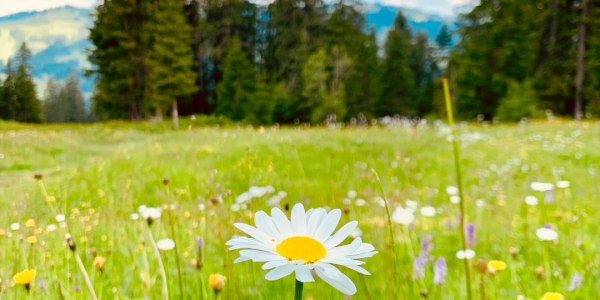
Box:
[0,119,599,299]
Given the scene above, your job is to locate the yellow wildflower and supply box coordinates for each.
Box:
[542,292,564,300]
[488,260,507,271]
[208,273,226,293]
[13,269,36,285]
[26,236,37,244]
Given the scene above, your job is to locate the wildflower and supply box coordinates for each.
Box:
[138,206,161,225]
[46,224,57,232]
[405,200,418,210]
[13,269,36,291]
[355,199,366,207]
[530,182,554,192]
[25,219,36,228]
[536,227,558,241]
[10,222,20,231]
[568,272,583,291]
[433,257,447,285]
[55,214,66,223]
[347,190,357,198]
[476,259,488,274]
[420,206,436,217]
[93,256,106,272]
[524,195,539,206]
[392,206,414,225]
[196,237,204,270]
[556,181,570,189]
[487,260,507,272]
[208,273,226,294]
[227,203,377,295]
[34,173,43,180]
[446,186,459,195]
[466,223,476,247]
[456,249,475,260]
[450,195,461,204]
[413,255,427,280]
[156,238,175,251]
[26,236,37,244]
[66,233,76,252]
[46,195,56,203]
[542,292,564,300]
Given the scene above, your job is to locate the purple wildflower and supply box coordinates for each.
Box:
[466,223,476,248]
[544,190,555,204]
[568,272,583,291]
[197,237,204,249]
[413,255,428,280]
[433,257,447,285]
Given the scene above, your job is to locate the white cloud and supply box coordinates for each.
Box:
[0,0,99,17]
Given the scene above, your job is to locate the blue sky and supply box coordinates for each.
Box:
[0,0,477,18]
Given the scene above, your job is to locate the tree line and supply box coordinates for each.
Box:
[1,0,599,124]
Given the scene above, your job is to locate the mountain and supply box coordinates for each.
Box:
[0,6,93,99]
[0,4,458,102]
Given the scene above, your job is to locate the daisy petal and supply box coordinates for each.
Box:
[290,203,307,234]
[234,223,273,244]
[314,209,342,242]
[344,264,371,275]
[307,208,327,235]
[265,264,294,281]
[324,221,357,249]
[294,266,315,282]
[271,207,292,236]
[315,265,357,295]
[255,211,280,239]
[262,260,289,270]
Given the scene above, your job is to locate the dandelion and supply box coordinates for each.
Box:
[542,292,564,300]
[536,227,558,241]
[25,219,36,228]
[456,249,476,260]
[568,272,583,291]
[227,203,377,296]
[433,257,447,285]
[525,195,539,206]
[487,260,506,272]
[392,206,414,225]
[138,206,161,225]
[13,269,36,291]
[93,256,106,272]
[26,236,37,244]
[208,273,226,294]
[156,238,175,251]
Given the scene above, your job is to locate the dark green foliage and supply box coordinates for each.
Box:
[0,43,42,122]
[376,11,414,116]
[44,72,87,123]
[216,38,256,121]
[409,32,438,116]
[435,24,452,50]
[495,80,541,121]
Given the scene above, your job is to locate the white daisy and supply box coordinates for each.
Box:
[392,206,414,225]
[157,238,175,251]
[536,227,558,241]
[456,249,476,260]
[524,195,539,206]
[420,206,436,217]
[226,203,377,295]
[530,182,554,192]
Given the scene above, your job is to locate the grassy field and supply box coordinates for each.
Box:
[0,119,599,299]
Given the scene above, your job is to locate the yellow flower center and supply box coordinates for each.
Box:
[275,236,326,263]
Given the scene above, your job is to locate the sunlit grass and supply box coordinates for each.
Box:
[0,119,599,299]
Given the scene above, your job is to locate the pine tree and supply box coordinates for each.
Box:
[61,71,86,122]
[435,24,452,50]
[12,43,42,122]
[376,11,414,116]
[0,59,18,120]
[43,78,63,122]
[146,0,197,122]
[216,38,256,121]
[409,32,438,116]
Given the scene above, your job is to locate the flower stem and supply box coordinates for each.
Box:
[165,185,184,299]
[74,251,98,300]
[372,169,399,298]
[294,280,303,300]
[442,77,472,300]
[147,227,169,300]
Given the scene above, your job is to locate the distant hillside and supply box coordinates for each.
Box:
[0,4,457,102]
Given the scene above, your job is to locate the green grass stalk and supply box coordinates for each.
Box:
[442,78,473,300]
